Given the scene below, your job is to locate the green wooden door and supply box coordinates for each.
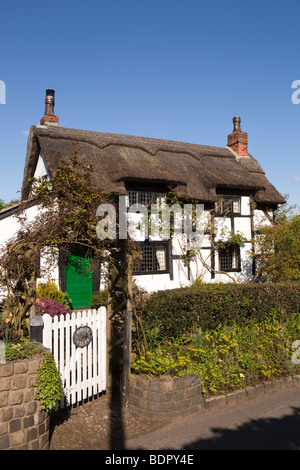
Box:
[66,250,93,309]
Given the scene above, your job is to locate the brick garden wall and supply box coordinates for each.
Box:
[128,374,202,420]
[0,354,50,450]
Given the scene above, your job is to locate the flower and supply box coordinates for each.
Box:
[35,297,70,318]
[162,339,172,345]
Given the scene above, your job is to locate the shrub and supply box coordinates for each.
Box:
[133,282,300,342]
[0,320,21,344]
[91,289,108,309]
[36,297,70,317]
[36,281,72,309]
[132,314,300,397]
[32,353,64,411]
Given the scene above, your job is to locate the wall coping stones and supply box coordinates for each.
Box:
[201,375,300,411]
[129,374,300,421]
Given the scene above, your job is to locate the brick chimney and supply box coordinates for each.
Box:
[40,89,59,126]
[227,116,248,156]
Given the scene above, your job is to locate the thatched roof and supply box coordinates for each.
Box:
[21,125,285,205]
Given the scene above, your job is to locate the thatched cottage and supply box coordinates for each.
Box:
[0,89,285,308]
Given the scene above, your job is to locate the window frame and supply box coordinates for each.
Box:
[133,240,170,275]
[218,243,241,273]
[125,183,168,207]
[127,190,167,207]
[216,195,241,216]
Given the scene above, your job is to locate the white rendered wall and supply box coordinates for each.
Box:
[0,194,274,296]
[0,204,60,298]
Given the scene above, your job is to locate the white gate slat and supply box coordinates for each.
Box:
[99,306,106,391]
[82,310,87,401]
[42,307,107,408]
[53,315,59,367]
[70,312,77,405]
[64,313,71,406]
[92,309,98,394]
[76,310,83,402]
[87,310,93,396]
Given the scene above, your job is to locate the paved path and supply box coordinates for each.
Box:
[126,384,300,450]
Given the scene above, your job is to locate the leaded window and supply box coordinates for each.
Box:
[133,243,168,274]
[218,244,241,272]
[128,190,166,207]
[217,196,241,215]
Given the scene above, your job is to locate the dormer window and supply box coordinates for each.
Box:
[128,190,166,207]
[217,196,241,215]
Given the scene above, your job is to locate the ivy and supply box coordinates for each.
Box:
[32,354,64,411]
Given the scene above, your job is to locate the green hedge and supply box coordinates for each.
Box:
[134,282,300,339]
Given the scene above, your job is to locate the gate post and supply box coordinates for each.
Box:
[29,316,44,343]
[122,309,132,404]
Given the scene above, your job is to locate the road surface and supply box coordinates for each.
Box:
[126,384,300,450]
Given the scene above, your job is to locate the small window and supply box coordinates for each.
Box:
[218,244,241,272]
[217,196,241,215]
[133,243,168,274]
[128,190,166,207]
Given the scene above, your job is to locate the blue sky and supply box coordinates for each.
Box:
[0,0,299,209]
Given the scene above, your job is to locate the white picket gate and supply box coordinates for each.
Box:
[42,307,106,408]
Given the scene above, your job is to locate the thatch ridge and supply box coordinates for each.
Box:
[21,125,285,205]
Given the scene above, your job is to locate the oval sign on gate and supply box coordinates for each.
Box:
[73,326,93,348]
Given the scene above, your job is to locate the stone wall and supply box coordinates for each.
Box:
[0,354,50,450]
[129,374,300,423]
[128,374,202,420]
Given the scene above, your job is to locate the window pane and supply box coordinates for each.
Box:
[219,249,231,271]
[218,197,241,214]
[154,246,166,271]
[232,199,240,213]
[128,191,138,206]
[133,244,167,273]
[219,244,240,271]
[231,246,239,269]
[141,245,154,272]
[128,190,166,207]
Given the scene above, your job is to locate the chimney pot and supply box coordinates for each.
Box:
[40,88,59,126]
[45,88,55,115]
[233,116,241,132]
[227,116,248,156]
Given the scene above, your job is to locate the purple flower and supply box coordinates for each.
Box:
[36,298,70,317]
[0,323,21,343]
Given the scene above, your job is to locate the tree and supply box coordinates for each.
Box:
[254,204,300,282]
[0,150,115,332]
